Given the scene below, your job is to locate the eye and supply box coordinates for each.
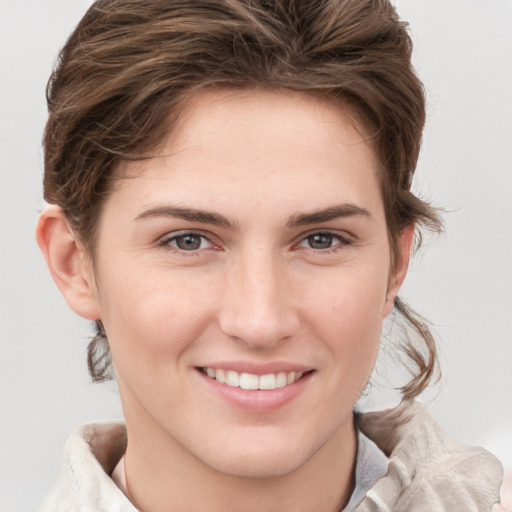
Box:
[161,232,214,252]
[306,233,335,249]
[297,231,350,251]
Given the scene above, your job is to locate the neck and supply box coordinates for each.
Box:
[122,408,357,512]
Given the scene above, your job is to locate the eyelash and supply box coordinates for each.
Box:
[158,231,215,255]
[157,230,352,256]
[296,231,352,254]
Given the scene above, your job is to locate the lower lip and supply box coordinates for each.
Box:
[195,369,313,412]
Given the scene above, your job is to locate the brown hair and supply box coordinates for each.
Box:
[43,0,442,399]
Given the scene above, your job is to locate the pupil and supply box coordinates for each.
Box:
[177,235,201,250]
[309,233,332,249]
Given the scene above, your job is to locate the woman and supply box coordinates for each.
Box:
[35,0,503,510]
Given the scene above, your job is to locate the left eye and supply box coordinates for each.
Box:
[165,233,212,251]
[298,232,345,250]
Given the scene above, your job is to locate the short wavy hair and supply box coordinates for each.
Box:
[43,0,442,399]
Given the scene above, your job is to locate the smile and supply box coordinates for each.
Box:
[201,368,305,390]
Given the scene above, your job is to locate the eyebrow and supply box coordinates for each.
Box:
[134,203,372,229]
[134,206,234,228]
[287,204,372,227]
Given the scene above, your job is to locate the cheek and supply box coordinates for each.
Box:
[96,264,216,368]
[301,264,388,370]
[304,261,389,326]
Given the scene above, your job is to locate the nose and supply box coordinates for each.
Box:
[218,248,300,349]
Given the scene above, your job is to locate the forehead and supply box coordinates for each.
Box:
[164,89,372,164]
[110,89,383,222]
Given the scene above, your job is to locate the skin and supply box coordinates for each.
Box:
[37,89,413,512]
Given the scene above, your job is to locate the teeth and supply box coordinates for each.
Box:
[203,368,305,390]
[276,372,287,388]
[225,370,239,387]
[240,373,259,390]
[258,373,276,390]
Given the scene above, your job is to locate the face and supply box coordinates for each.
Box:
[86,89,405,478]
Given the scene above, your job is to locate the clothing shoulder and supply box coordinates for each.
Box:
[38,422,136,512]
[356,401,503,512]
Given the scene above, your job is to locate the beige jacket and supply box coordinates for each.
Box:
[356,401,502,511]
[39,401,503,512]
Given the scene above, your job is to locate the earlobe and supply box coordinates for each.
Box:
[382,225,415,318]
[36,206,101,320]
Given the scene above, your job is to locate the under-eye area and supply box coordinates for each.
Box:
[198,367,314,390]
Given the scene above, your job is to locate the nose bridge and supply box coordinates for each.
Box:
[219,244,298,347]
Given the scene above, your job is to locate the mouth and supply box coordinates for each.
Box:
[199,367,310,391]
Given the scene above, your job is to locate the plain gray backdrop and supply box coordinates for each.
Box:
[1,1,511,510]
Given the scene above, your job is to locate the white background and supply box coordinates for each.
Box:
[1,1,511,510]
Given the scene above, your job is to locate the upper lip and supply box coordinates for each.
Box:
[196,361,314,375]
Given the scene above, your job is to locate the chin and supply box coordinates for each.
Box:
[195,429,323,479]
[207,449,309,479]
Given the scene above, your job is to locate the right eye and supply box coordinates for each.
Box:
[160,232,214,253]
[303,232,337,250]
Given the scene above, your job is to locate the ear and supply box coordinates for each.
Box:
[36,206,101,320]
[382,224,415,318]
